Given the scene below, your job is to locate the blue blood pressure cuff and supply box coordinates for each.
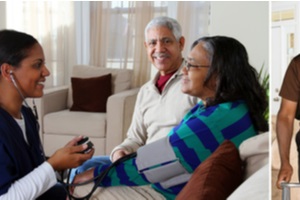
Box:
[135,137,191,189]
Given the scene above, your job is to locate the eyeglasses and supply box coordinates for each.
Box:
[184,60,210,71]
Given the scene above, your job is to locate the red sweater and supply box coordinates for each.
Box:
[156,71,176,93]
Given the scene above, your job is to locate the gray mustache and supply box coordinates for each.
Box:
[153,53,170,58]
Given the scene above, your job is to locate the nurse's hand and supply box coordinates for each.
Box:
[47,136,94,171]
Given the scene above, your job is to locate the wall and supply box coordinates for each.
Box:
[210,1,269,73]
[0,2,6,29]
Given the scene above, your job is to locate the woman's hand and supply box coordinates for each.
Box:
[73,167,95,185]
[65,135,85,147]
[47,136,94,171]
[70,168,95,194]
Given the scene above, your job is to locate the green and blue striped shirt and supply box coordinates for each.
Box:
[94,100,256,199]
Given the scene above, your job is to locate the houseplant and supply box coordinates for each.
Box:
[258,64,269,121]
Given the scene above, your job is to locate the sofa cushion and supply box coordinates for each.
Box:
[70,74,112,112]
[73,185,165,200]
[68,65,133,108]
[176,140,243,200]
[239,132,269,179]
[43,110,106,137]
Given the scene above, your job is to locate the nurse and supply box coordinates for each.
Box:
[0,29,94,200]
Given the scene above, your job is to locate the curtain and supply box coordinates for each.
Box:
[89,1,210,87]
[6,1,76,88]
[5,1,210,88]
[89,1,159,87]
[176,2,210,57]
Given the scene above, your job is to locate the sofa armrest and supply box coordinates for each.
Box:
[239,132,269,179]
[34,85,69,136]
[227,164,269,200]
[106,88,140,154]
[40,86,69,115]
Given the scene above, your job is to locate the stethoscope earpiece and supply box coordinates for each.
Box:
[9,70,38,120]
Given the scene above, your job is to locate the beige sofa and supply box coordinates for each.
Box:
[73,132,269,199]
[227,132,269,200]
[272,115,300,200]
[35,65,139,156]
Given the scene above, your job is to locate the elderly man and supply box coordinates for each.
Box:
[70,16,198,180]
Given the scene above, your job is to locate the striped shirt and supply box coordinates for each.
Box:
[94,100,256,199]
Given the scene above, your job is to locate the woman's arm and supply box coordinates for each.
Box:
[0,162,56,200]
[0,137,94,199]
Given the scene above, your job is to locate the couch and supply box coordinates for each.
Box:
[73,132,269,199]
[272,115,300,200]
[35,65,139,156]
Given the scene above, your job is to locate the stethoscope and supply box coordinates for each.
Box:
[58,152,137,200]
[10,70,46,160]
[10,70,137,199]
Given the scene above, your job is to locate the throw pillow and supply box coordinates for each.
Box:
[70,74,112,112]
[176,140,243,200]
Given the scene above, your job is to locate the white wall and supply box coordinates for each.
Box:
[0,2,6,29]
[210,1,269,73]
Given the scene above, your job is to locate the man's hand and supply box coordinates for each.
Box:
[112,149,130,162]
[276,163,293,189]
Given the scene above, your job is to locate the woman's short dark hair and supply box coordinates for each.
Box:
[0,29,38,69]
[192,36,268,132]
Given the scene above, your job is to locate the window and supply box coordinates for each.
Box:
[6,1,75,88]
[94,2,168,69]
[5,1,210,88]
[88,1,210,86]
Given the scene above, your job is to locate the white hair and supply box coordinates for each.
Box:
[144,16,182,41]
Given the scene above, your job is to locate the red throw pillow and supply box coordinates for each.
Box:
[70,74,112,112]
[176,140,243,200]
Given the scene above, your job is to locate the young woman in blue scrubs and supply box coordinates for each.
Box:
[0,30,94,200]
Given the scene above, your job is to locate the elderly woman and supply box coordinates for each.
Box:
[73,36,268,200]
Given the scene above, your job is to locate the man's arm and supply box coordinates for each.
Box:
[110,89,148,161]
[276,97,298,188]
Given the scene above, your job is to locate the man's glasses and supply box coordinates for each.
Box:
[184,60,210,71]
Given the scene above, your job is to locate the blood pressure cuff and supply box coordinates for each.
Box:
[136,137,191,189]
